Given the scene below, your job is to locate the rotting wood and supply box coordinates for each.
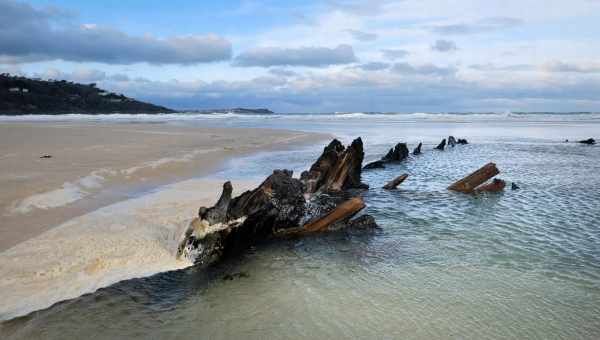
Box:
[300,197,366,233]
[383,174,409,190]
[474,178,506,193]
[448,162,500,193]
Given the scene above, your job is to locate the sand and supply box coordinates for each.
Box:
[0,122,327,251]
[0,121,329,321]
[0,178,257,320]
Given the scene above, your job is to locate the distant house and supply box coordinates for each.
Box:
[98,91,109,96]
[108,98,123,103]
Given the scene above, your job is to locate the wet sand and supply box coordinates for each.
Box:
[0,177,260,320]
[0,122,328,251]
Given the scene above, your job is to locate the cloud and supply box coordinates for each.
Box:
[234,45,357,67]
[268,68,299,77]
[430,17,524,35]
[431,39,458,52]
[353,62,390,71]
[34,68,106,83]
[381,49,409,60]
[28,64,600,113]
[392,62,457,77]
[469,63,534,72]
[328,0,387,16]
[544,61,600,73]
[0,0,231,65]
[346,29,378,41]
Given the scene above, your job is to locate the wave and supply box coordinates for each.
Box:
[1,111,599,122]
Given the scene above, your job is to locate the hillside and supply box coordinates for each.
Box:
[0,74,173,115]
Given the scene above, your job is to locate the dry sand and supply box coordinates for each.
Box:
[0,122,327,251]
[0,121,329,321]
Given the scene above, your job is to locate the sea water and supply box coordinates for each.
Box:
[2,112,600,339]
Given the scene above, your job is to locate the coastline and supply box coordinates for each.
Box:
[0,121,331,321]
[0,122,331,251]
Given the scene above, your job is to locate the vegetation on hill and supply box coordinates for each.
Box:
[0,74,173,115]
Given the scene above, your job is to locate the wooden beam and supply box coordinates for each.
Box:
[448,162,500,193]
[383,174,409,190]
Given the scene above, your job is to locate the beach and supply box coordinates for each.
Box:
[0,122,326,251]
[1,114,600,339]
[0,121,329,320]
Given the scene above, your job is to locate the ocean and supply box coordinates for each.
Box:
[2,112,600,339]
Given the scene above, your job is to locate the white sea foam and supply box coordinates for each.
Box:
[2,112,599,123]
[0,178,256,321]
[8,169,116,215]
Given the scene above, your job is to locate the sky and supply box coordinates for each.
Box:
[1,0,600,113]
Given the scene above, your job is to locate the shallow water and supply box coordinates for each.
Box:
[2,115,600,339]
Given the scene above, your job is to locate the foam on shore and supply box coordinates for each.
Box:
[0,178,257,321]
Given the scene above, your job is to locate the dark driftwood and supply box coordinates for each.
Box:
[412,143,422,155]
[383,143,409,162]
[448,162,500,193]
[300,138,368,193]
[363,160,386,169]
[435,139,446,150]
[448,136,456,147]
[300,197,365,233]
[383,174,409,190]
[363,142,409,170]
[179,139,377,265]
[579,138,596,145]
[474,178,506,193]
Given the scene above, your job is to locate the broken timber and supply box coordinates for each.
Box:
[448,162,500,193]
[178,138,377,266]
[383,174,409,190]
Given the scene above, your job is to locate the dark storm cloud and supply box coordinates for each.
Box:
[234,45,357,67]
[0,0,232,65]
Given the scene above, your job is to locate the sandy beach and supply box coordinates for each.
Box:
[0,122,327,251]
[0,121,329,320]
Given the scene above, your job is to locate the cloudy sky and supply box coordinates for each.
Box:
[2,0,600,112]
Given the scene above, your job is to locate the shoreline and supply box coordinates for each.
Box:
[0,121,330,321]
[0,122,331,251]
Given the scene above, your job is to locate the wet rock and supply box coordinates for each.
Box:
[578,138,596,145]
[511,182,520,190]
[40,155,52,159]
[457,138,469,145]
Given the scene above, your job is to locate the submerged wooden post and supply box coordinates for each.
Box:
[383,174,409,190]
[448,162,499,193]
[474,178,506,193]
[302,197,365,233]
